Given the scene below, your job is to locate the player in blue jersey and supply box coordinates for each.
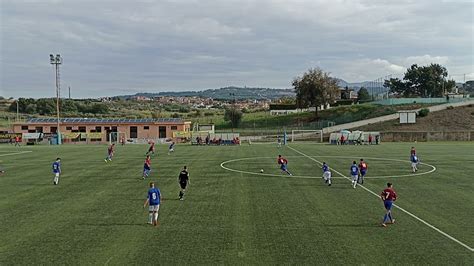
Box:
[350,161,359,188]
[410,154,419,173]
[168,142,175,155]
[322,162,332,186]
[52,158,61,185]
[143,182,161,226]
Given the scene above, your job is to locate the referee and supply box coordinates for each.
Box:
[178,166,190,200]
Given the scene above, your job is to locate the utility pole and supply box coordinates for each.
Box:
[16,100,19,122]
[68,86,71,99]
[50,54,62,144]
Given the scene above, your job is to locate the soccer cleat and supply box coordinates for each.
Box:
[389,219,396,224]
[104,159,108,163]
[381,223,387,227]
[328,183,331,186]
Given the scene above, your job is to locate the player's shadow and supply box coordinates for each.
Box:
[78,223,147,227]
[321,223,378,228]
[161,197,181,201]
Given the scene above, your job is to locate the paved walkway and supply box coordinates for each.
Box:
[322,99,473,134]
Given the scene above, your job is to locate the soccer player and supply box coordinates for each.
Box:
[178,166,190,200]
[381,182,397,227]
[52,158,61,185]
[322,162,331,186]
[104,143,115,162]
[277,155,292,176]
[143,182,161,226]
[168,142,175,155]
[146,141,155,156]
[142,155,152,179]
[15,136,21,147]
[410,154,419,173]
[358,158,368,184]
[350,161,359,188]
[277,136,282,148]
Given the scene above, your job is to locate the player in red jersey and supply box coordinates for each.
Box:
[142,155,152,179]
[358,159,368,184]
[410,146,416,156]
[104,143,115,162]
[380,182,397,227]
[277,155,292,176]
[146,141,155,156]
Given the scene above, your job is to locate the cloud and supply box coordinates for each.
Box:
[0,0,473,98]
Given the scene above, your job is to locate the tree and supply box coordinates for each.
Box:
[293,67,339,117]
[384,64,455,97]
[224,107,243,128]
[357,87,371,101]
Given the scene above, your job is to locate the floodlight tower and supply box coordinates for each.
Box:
[50,54,62,143]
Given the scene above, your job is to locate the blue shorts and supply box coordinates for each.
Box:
[360,170,367,176]
[384,200,393,210]
[280,164,287,171]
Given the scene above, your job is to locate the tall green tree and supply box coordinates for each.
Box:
[224,107,243,128]
[384,64,455,97]
[293,67,339,117]
[357,87,371,101]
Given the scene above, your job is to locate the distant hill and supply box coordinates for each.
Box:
[116,79,391,101]
[116,87,295,100]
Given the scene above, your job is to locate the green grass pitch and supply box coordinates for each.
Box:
[0,142,473,264]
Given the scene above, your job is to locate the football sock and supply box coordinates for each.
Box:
[148,213,153,223]
[154,213,158,221]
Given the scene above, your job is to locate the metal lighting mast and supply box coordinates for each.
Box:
[50,54,62,143]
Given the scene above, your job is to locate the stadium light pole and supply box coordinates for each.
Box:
[50,54,62,143]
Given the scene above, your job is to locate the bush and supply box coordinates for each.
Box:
[204,112,214,116]
[418,108,430,117]
[446,106,454,110]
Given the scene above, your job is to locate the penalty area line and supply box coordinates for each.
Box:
[287,145,474,252]
[0,151,33,157]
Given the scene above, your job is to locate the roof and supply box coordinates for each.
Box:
[26,117,184,124]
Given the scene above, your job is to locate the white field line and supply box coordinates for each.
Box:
[0,151,33,157]
[220,156,436,179]
[287,145,474,252]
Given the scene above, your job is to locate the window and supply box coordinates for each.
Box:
[95,126,102,132]
[144,126,149,130]
[79,126,86,132]
[171,126,178,130]
[66,126,73,130]
[35,126,43,133]
[21,126,28,130]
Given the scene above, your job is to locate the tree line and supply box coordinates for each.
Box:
[9,98,109,115]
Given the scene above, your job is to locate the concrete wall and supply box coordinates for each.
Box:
[381,131,473,142]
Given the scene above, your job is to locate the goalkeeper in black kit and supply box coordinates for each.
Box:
[178,166,190,200]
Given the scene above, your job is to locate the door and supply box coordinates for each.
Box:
[130,126,138,139]
[158,126,166,138]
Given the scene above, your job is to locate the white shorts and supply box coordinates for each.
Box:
[323,171,331,180]
[169,148,174,152]
[352,175,358,181]
[149,205,160,212]
[54,173,60,177]
[411,162,418,168]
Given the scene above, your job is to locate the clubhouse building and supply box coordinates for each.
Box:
[12,117,191,143]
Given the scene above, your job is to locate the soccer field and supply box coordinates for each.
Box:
[0,142,473,264]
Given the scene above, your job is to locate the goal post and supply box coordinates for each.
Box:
[291,130,323,143]
[109,132,127,144]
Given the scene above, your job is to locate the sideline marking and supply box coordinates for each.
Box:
[0,151,33,157]
[220,156,436,179]
[287,145,474,252]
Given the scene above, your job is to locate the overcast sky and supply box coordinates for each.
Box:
[1,0,473,98]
